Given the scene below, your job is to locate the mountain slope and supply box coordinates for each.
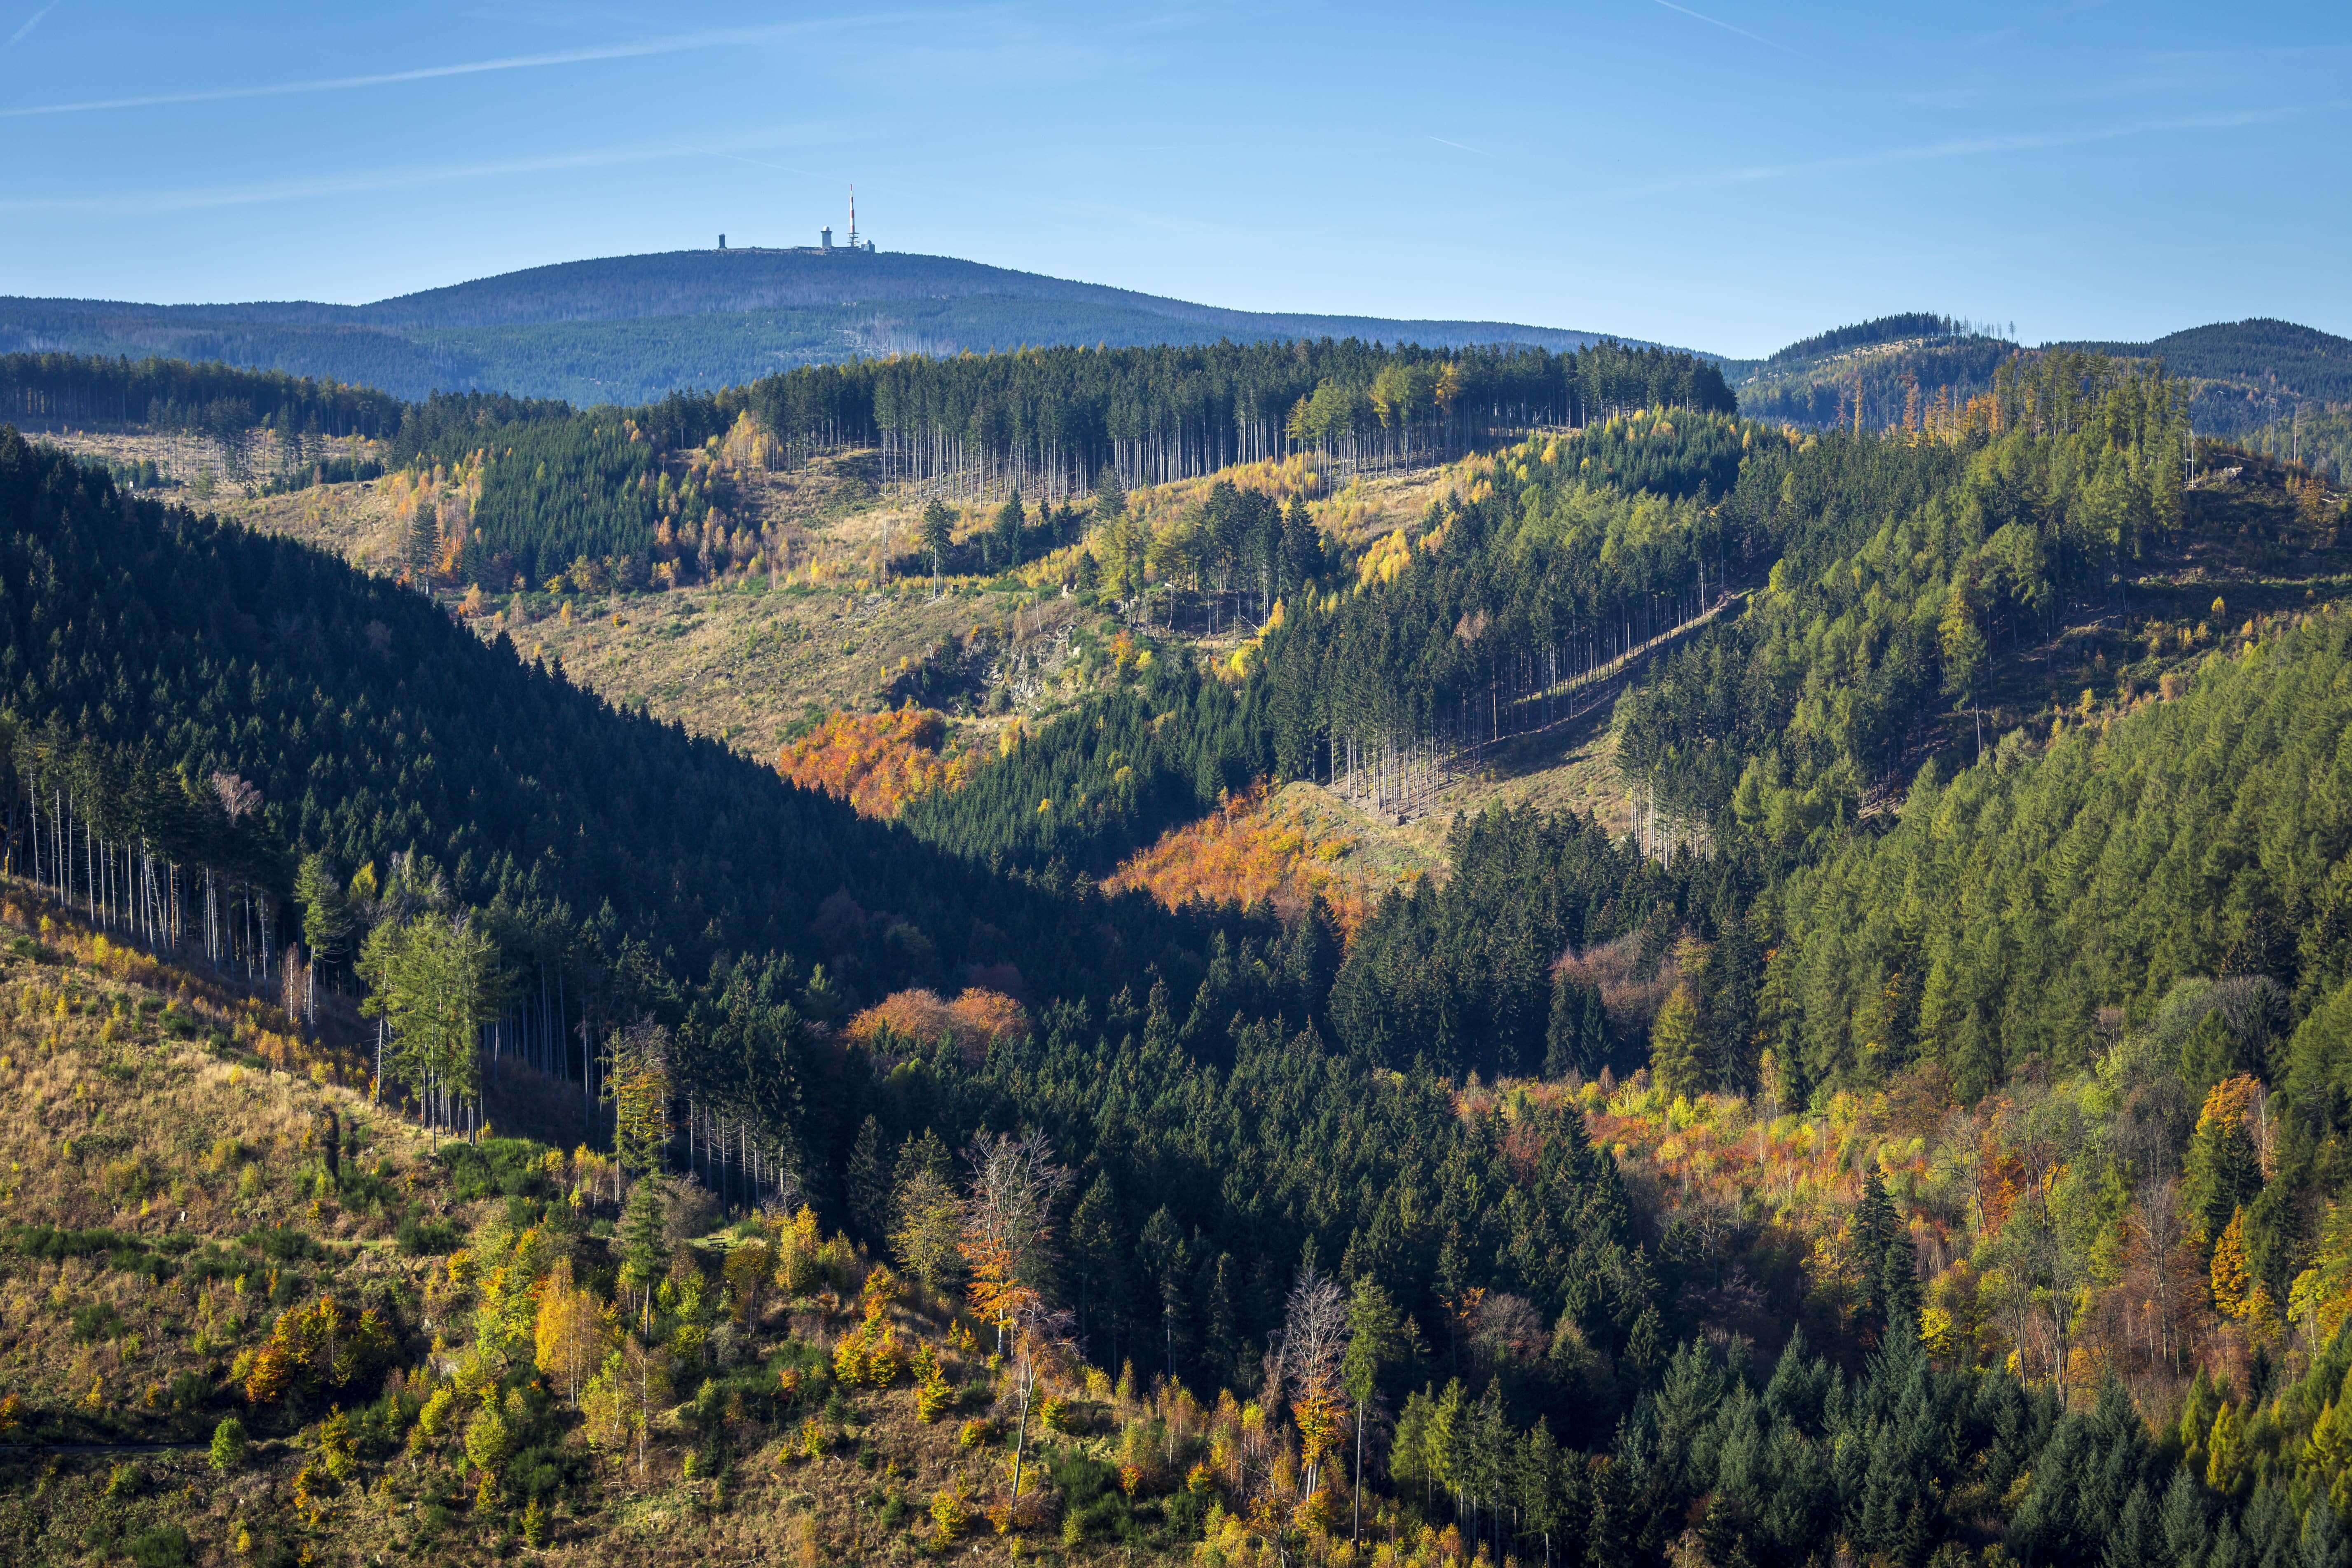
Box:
[1736,312,2352,440]
[2058,318,2352,437]
[2062,318,2352,399]
[0,249,1642,406]
[0,426,1219,1046]
[16,337,2352,1565]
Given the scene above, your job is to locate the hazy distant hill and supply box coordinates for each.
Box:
[1728,314,2015,431]
[2055,318,2352,435]
[0,248,1637,405]
[1733,311,2352,438]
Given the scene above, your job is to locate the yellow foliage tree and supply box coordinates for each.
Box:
[535,1259,619,1409]
[2211,1208,2277,1325]
[2207,1402,2249,1496]
[773,1204,824,1297]
[721,1237,773,1325]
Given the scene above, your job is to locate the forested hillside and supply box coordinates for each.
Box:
[2239,402,2352,484]
[277,337,1728,594]
[2061,319,2352,436]
[9,316,2352,1568]
[1627,351,2190,842]
[1741,313,2352,444]
[1735,330,2016,432]
[1778,608,2352,1095]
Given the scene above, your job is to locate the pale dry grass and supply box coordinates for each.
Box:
[0,893,448,1432]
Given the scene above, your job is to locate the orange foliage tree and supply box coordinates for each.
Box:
[846,987,1030,1067]
[777,708,969,819]
[1105,783,1390,934]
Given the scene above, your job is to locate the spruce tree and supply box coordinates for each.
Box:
[1092,465,1125,527]
[991,488,1025,569]
[2158,1469,2209,1566]
[1853,1171,1919,1343]
[618,1182,668,1331]
[1649,984,1704,1098]
[844,1116,890,1243]
[919,499,954,594]
[1067,1172,1121,1364]
[1545,974,1608,1079]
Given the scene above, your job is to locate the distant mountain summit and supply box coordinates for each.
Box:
[0,249,1641,405]
[345,248,1606,339]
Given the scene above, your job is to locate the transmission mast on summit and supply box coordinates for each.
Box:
[847,186,861,253]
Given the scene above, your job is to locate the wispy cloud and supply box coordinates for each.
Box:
[0,130,841,214]
[6,2,57,47]
[712,152,828,180]
[0,14,908,117]
[1647,0,1814,61]
[1602,103,2327,199]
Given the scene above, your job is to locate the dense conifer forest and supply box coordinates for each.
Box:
[0,353,403,439]
[7,321,2352,1568]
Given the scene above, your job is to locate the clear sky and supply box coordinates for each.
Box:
[0,1,2343,358]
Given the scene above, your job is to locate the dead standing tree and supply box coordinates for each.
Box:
[959,1130,1072,1531]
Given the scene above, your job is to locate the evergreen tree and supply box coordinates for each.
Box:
[1584,1454,1628,1568]
[2158,1469,2209,1567]
[1341,1276,1404,1548]
[1853,1171,1919,1344]
[992,488,1025,569]
[294,852,352,976]
[1067,1171,1122,1364]
[1092,465,1125,527]
[1136,1206,1189,1383]
[2104,1483,2158,1568]
[1649,984,1704,1098]
[1545,973,1610,1079]
[844,1115,891,1243]
[617,1182,667,1330]
[406,500,441,576]
[920,499,954,594]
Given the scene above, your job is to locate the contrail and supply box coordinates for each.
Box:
[1648,0,1812,61]
[6,2,57,47]
[0,14,903,117]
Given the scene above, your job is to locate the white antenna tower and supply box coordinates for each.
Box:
[847,185,860,252]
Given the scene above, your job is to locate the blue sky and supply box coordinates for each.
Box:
[0,1,2343,358]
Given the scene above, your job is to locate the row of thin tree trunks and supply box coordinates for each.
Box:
[3,778,793,1194]
[0,387,382,438]
[679,1095,791,1215]
[1322,586,1737,824]
[458,978,791,1213]
[1,784,276,978]
[868,405,1581,511]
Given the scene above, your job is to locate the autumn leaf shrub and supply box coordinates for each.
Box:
[776,708,969,819]
[236,1297,393,1410]
[1104,782,1381,933]
[846,987,1030,1067]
